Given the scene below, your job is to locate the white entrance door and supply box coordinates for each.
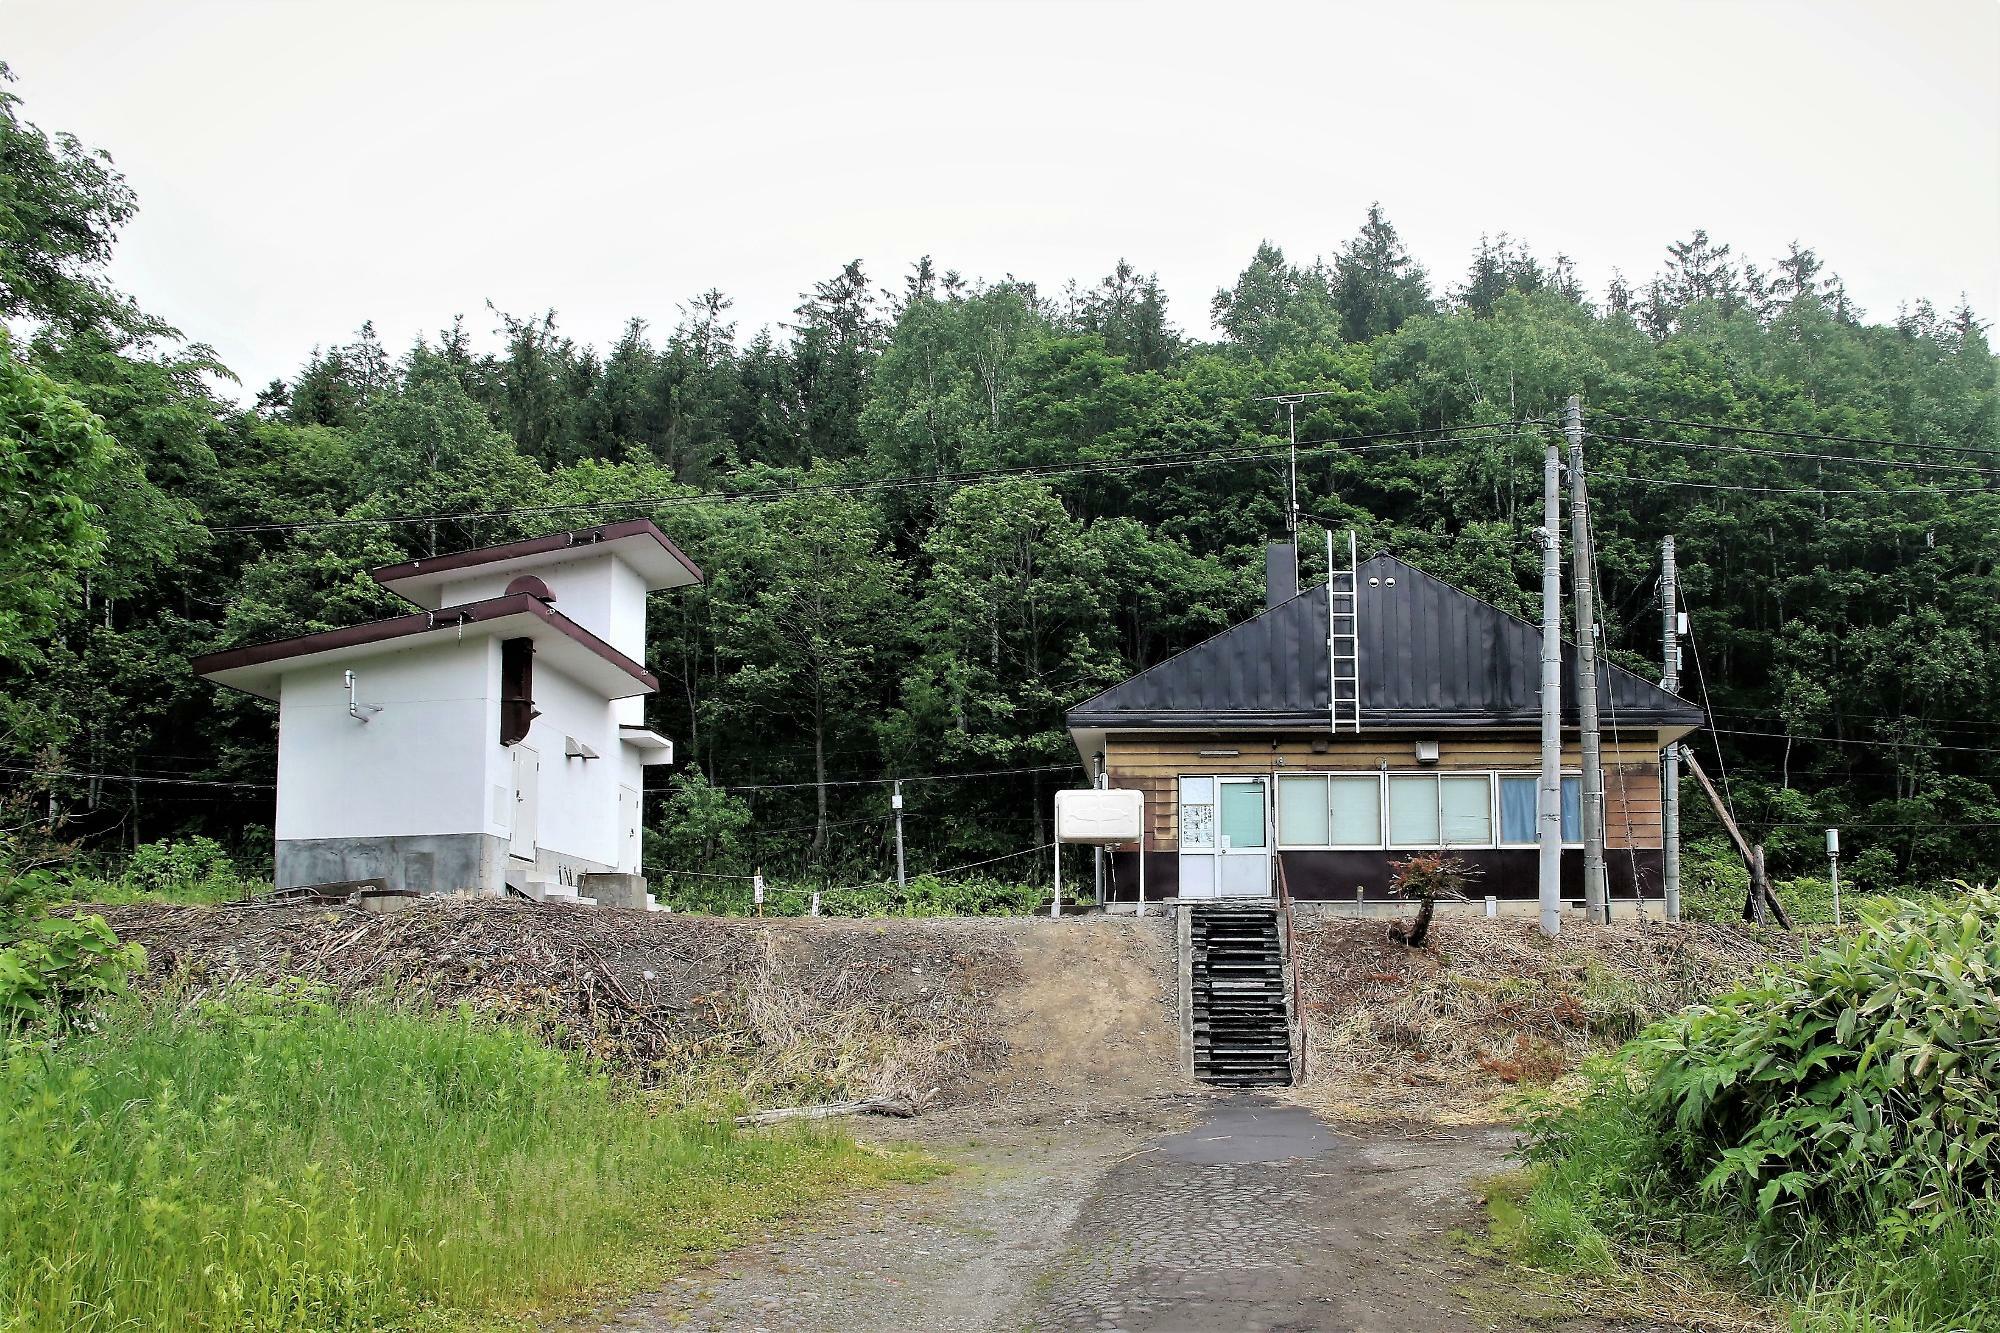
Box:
[1178,776,1220,899]
[1177,775,1273,900]
[1217,777,1273,897]
[510,744,539,862]
[618,784,641,873]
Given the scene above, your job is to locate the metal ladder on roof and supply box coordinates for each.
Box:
[1327,529,1360,733]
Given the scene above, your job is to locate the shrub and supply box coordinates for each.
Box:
[70,835,257,904]
[653,870,1042,917]
[1514,885,2000,1326]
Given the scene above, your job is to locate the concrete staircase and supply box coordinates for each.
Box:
[1187,902,1295,1088]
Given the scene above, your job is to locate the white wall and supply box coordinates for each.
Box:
[515,658,632,868]
[437,552,646,657]
[276,638,496,840]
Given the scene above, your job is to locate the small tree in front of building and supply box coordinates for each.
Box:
[1386,852,1481,948]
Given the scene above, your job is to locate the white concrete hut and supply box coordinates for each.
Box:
[195,520,702,906]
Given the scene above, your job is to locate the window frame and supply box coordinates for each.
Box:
[1274,771,1385,850]
[1269,767,1589,851]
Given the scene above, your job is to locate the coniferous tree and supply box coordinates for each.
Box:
[1331,203,1434,340]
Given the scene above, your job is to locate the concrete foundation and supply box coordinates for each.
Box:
[1107,896,1671,921]
[580,871,649,910]
[277,833,510,895]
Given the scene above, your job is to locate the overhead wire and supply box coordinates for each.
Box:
[205,421,1535,536]
[1598,414,2000,461]
[1588,431,2000,478]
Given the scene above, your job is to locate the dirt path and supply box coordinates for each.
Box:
[581,1094,1631,1333]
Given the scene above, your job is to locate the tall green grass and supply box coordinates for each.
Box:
[0,986,919,1331]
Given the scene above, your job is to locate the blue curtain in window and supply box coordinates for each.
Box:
[1499,776,1538,843]
[1561,776,1581,841]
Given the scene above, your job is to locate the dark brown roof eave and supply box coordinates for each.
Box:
[192,593,658,692]
[367,519,704,589]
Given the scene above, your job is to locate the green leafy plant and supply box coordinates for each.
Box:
[1511,883,2000,1327]
[0,911,144,1029]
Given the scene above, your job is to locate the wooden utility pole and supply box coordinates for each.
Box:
[1565,396,1609,922]
[1538,423,1564,938]
[1660,536,1683,923]
[1680,746,1792,929]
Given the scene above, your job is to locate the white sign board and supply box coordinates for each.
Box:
[1054,788,1144,844]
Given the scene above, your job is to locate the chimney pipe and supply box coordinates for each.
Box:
[1265,542,1298,610]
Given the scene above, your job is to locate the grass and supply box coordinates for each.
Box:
[0,985,933,1331]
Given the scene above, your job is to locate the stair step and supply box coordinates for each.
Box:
[1187,902,1296,1090]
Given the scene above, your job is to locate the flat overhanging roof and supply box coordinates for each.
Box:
[192,593,659,701]
[372,519,703,609]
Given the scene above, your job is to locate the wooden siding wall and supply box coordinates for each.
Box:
[1104,732,1665,851]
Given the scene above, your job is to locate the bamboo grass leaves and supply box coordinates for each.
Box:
[1632,889,2000,1222]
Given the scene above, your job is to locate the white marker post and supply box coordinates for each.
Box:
[1827,828,1841,926]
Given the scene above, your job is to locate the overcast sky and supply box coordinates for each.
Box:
[6,0,1997,396]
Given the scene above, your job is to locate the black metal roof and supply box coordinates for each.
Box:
[1066,553,1704,732]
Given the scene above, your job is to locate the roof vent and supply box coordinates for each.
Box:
[505,574,557,603]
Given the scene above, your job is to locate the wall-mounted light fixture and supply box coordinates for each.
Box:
[1197,749,1241,758]
[344,670,381,724]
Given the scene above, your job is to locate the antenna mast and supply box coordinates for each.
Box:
[1256,390,1341,539]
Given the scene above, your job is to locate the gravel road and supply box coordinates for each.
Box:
[581,1093,1636,1333]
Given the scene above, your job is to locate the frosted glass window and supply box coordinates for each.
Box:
[1388,776,1439,845]
[1276,776,1328,846]
[1561,775,1582,843]
[1220,780,1267,848]
[1499,775,1539,843]
[1179,777,1215,848]
[1329,776,1382,846]
[1439,775,1493,846]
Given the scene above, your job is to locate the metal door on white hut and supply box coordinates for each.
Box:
[1177,776,1272,899]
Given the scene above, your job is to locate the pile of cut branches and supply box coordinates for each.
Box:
[87,899,1018,1106]
[1290,915,1795,1120]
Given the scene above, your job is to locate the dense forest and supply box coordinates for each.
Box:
[3,65,1996,902]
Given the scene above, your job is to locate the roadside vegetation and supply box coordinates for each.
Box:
[1,866,933,1332]
[1495,887,2000,1331]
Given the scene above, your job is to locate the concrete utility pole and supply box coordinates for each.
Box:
[1660,536,1683,923]
[1565,395,1610,924]
[893,781,906,895]
[1537,426,1565,938]
[1093,753,1107,906]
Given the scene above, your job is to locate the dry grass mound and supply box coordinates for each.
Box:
[1290,914,1794,1122]
[90,898,1020,1107]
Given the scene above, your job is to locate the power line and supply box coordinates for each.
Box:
[1678,584,1739,826]
[1593,471,1994,497]
[718,761,1078,794]
[1590,431,2000,479]
[1706,726,2000,757]
[0,765,274,790]
[203,422,1532,536]
[1763,820,2000,830]
[1599,414,2000,461]
[1706,704,2000,734]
